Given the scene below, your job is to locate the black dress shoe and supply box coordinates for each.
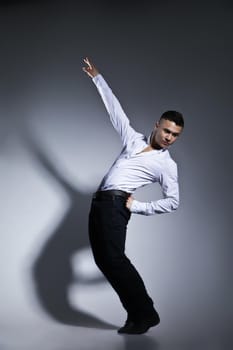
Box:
[118,318,134,334]
[118,314,160,335]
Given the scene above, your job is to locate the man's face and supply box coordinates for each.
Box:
[150,119,183,149]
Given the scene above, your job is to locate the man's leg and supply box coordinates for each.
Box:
[88,196,160,332]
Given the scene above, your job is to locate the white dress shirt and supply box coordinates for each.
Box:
[92,74,179,216]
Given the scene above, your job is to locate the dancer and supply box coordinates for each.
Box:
[83,57,184,334]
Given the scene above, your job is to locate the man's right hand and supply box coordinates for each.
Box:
[82,57,99,78]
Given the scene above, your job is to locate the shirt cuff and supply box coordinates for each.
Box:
[130,199,148,215]
[92,74,102,84]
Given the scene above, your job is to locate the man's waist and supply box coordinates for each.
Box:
[93,189,131,200]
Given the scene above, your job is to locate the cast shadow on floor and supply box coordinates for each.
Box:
[24,130,116,330]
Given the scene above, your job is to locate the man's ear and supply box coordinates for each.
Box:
[155,121,159,128]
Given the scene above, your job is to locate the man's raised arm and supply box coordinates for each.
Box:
[82,57,139,146]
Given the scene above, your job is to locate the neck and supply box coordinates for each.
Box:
[150,141,163,150]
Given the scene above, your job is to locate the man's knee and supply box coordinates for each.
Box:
[93,251,127,271]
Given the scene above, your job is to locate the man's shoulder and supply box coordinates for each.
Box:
[163,150,178,171]
[127,132,147,148]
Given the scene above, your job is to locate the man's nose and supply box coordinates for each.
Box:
[166,134,172,141]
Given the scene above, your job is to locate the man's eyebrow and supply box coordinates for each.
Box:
[163,128,180,136]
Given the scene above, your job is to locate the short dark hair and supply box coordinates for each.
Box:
[160,110,184,128]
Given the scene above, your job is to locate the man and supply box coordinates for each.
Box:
[82,57,184,334]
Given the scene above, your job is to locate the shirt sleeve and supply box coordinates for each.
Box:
[130,161,180,216]
[92,74,139,147]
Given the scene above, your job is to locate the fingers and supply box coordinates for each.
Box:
[126,195,134,210]
[82,57,98,78]
[83,57,92,75]
[82,66,92,77]
[83,57,92,68]
[82,66,88,74]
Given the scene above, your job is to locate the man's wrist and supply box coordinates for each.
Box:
[130,199,148,215]
[92,72,100,79]
[92,73,101,82]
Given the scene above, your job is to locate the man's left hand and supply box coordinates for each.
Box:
[126,196,134,210]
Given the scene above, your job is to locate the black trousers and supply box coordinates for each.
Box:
[88,193,158,321]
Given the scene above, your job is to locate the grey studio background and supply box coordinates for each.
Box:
[0,1,232,349]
